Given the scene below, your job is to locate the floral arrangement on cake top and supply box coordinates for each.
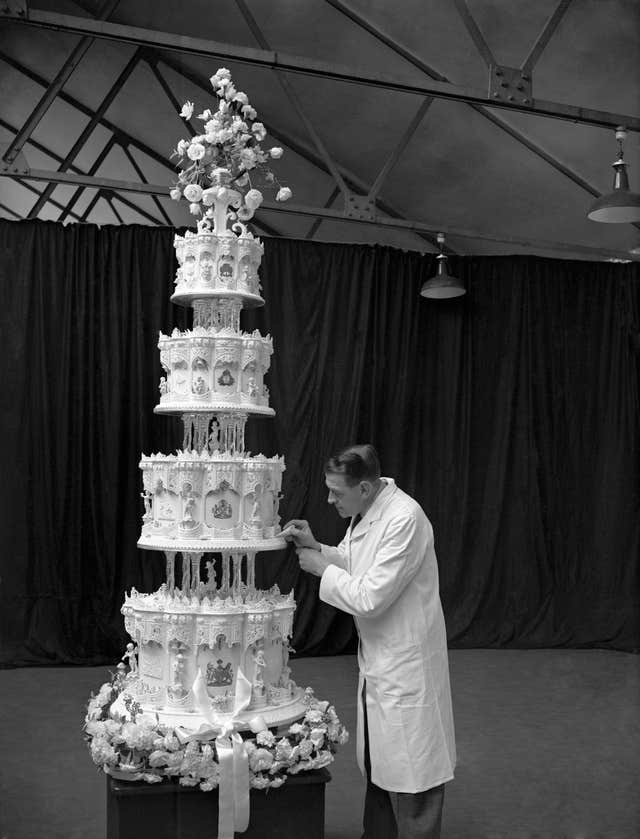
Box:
[84,672,348,791]
[169,67,292,226]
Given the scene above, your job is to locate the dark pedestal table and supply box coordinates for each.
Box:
[107,769,331,839]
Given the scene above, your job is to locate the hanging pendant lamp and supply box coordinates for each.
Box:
[420,233,465,299]
[588,127,640,223]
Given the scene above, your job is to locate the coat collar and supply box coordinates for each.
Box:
[349,477,396,538]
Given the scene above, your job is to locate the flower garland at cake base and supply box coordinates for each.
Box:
[84,673,349,792]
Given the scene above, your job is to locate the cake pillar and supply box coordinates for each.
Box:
[221,553,231,596]
[182,553,191,592]
[232,553,242,597]
[247,553,256,591]
[190,553,201,590]
[165,551,176,594]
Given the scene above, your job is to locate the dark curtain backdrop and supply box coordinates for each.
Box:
[1,219,638,666]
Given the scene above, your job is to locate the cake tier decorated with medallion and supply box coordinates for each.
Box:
[119,167,309,730]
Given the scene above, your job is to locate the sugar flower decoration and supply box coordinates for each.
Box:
[179,101,194,120]
[84,675,348,793]
[170,68,292,227]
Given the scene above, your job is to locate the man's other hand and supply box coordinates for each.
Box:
[296,547,331,577]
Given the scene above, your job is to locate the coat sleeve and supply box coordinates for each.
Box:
[319,531,349,570]
[318,514,425,617]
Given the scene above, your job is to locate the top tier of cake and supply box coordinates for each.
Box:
[172,227,264,307]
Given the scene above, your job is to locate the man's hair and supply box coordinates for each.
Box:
[325,444,381,487]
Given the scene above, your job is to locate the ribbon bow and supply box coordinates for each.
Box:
[188,666,267,839]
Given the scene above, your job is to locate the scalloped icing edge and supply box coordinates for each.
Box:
[154,403,275,416]
[137,536,288,552]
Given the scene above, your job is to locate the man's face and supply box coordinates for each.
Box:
[325,472,367,518]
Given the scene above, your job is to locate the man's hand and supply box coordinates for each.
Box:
[281,519,321,551]
[297,547,331,578]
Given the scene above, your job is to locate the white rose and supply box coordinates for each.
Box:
[242,105,257,120]
[169,187,182,201]
[251,122,266,141]
[187,143,206,161]
[197,109,212,121]
[179,101,194,119]
[183,184,203,202]
[249,747,274,772]
[312,751,334,769]
[275,738,293,761]
[255,729,276,747]
[276,186,292,202]
[309,727,325,748]
[177,139,189,155]
[234,92,249,105]
[244,189,263,211]
[269,147,283,159]
[189,203,202,215]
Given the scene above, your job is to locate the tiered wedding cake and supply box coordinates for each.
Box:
[119,170,309,730]
[86,75,347,833]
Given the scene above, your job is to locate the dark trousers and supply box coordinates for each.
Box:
[362,683,445,839]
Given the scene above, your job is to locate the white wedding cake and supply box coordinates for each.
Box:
[120,163,308,731]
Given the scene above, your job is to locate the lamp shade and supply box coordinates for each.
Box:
[420,253,465,299]
[588,160,640,223]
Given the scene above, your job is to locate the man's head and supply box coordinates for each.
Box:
[324,444,382,518]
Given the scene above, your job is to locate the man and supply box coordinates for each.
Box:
[284,444,456,839]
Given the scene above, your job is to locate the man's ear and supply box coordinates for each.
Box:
[360,480,372,497]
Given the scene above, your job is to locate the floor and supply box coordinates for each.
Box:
[0,650,638,839]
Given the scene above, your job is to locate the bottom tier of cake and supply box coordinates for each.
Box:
[120,579,300,731]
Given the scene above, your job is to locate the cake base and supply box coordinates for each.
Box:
[117,684,309,733]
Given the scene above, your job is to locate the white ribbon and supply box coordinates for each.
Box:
[188,666,267,839]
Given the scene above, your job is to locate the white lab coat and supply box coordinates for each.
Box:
[319,478,456,793]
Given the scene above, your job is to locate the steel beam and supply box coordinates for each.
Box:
[10,178,86,222]
[521,0,574,75]
[5,9,639,131]
[2,164,635,261]
[57,134,118,223]
[234,0,349,198]
[305,185,341,239]
[1,120,164,225]
[0,200,22,220]
[144,55,196,138]
[323,0,638,218]
[27,48,143,218]
[451,0,497,68]
[368,98,433,200]
[121,143,173,225]
[0,51,176,186]
[1,0,121,166]
[262,200,638,262]
[106,193,124,223]
[79,189,103,222]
